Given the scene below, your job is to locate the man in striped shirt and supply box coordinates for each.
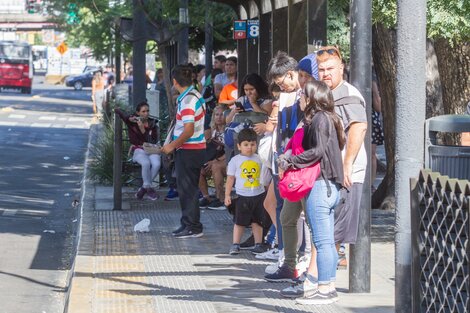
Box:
[162,64,206,238]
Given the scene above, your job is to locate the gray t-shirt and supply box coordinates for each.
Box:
[332,81,368,183]
[227,154,265,197]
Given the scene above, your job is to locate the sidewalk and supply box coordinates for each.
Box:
[66,183,395,313]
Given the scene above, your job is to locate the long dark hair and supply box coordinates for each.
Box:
[239,73,269,99]
[302,79,345,150]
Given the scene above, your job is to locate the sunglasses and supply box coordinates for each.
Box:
[316,47,342,60]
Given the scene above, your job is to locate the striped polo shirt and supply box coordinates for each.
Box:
[173,86,206,150]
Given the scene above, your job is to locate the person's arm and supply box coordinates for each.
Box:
[224,175,235,206]
[372,81,381,113]
[343,121,367,187]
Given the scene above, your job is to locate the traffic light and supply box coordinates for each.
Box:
[26,0,37,14]
[67,3,80,25]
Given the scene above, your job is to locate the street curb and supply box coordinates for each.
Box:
[63,123,102,313]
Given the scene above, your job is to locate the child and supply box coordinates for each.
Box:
[225,128,266,255]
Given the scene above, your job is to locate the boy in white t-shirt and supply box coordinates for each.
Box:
[225,128,266,255]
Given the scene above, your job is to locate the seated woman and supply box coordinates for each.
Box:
[199,105,227,210]
[225,73,272,124]
[115,102,161,200]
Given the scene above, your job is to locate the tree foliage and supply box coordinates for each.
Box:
[44,0,236,60]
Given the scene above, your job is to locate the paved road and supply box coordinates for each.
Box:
[0,76,93,313]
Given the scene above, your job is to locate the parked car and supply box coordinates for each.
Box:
[65,69,99,90]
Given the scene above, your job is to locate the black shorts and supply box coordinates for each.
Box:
[234,193,266,227]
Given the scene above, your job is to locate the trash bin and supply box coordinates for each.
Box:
[425,114,470,180]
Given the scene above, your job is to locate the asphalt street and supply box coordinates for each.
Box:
[0,75,93,313]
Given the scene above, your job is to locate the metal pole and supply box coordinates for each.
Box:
[395,0,426,311]
[178,0,189,64]
[204,0,213,79]
[113,113,123,210]
[132,0,147,108]
[115,24,121,84]
[349,0,372,293]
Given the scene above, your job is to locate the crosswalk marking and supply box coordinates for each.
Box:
[2,209,17,216]
[31,123,52,128]
[0,121,18,126]
[39,116,57,121]
[8,114,26,119]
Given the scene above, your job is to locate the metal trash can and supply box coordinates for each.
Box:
[425,114,470,180]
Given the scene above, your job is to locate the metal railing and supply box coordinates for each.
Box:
[411,169,470,312]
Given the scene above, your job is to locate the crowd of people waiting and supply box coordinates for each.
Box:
[115,47,375,306]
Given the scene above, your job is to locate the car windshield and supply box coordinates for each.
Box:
[0,43,30,60]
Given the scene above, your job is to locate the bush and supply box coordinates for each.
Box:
[87,100,131,185]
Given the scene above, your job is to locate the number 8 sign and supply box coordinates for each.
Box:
[247,20,259,39]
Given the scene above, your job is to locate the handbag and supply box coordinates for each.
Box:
[143,142,161,154]
[278,126,321,202]
[279,164,321,202]
[258,133,273,169]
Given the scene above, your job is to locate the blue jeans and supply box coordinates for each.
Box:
[305,179,340,285]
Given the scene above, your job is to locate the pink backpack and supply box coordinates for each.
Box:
[278,128,321,202]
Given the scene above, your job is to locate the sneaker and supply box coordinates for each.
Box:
[330,289,339,303]
[135,187,147,200]
[146,187,159,200]
[164,188,179,201]
[281,272,307,298]
[296,255,311,274]
[207,199,226,210]
[251,243,268,255]
[265,251,285,274]
[240,235,255,250]
[172,225,186,236]
[296,289,334,305]
[302,274,319,298]
[174,228,203,239]
[264,264,298,283]
[255,248,279,260]
[199,197,211,208]
[229,244,240,255]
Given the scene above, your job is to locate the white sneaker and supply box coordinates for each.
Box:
[255,248,279,260]
[295,255,311,274]
[264,250,284,274]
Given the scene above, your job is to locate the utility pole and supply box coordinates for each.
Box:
[349,0,372,293]
[115,23,121,84]
[178,0,189,64]
[204,0,213,79]
[395,0,427,311]
[132,0,147,107]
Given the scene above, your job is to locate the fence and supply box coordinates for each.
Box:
[411,169,470,312]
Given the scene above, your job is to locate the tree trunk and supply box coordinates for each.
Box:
[157,45,176,120]
[425,39,444,118]
[372,23,396,209]
[434,39,470,144]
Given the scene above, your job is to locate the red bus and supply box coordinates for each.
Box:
[0,41,33,94]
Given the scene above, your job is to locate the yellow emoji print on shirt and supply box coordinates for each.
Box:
[240,160,260,188]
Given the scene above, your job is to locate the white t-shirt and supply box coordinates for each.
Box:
[227,154,265,197]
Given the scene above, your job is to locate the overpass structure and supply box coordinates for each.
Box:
[0,13,56,43]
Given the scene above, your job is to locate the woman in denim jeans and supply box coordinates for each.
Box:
[277,79,345,305]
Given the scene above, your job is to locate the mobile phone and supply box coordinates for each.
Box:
[234,101,245,111]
